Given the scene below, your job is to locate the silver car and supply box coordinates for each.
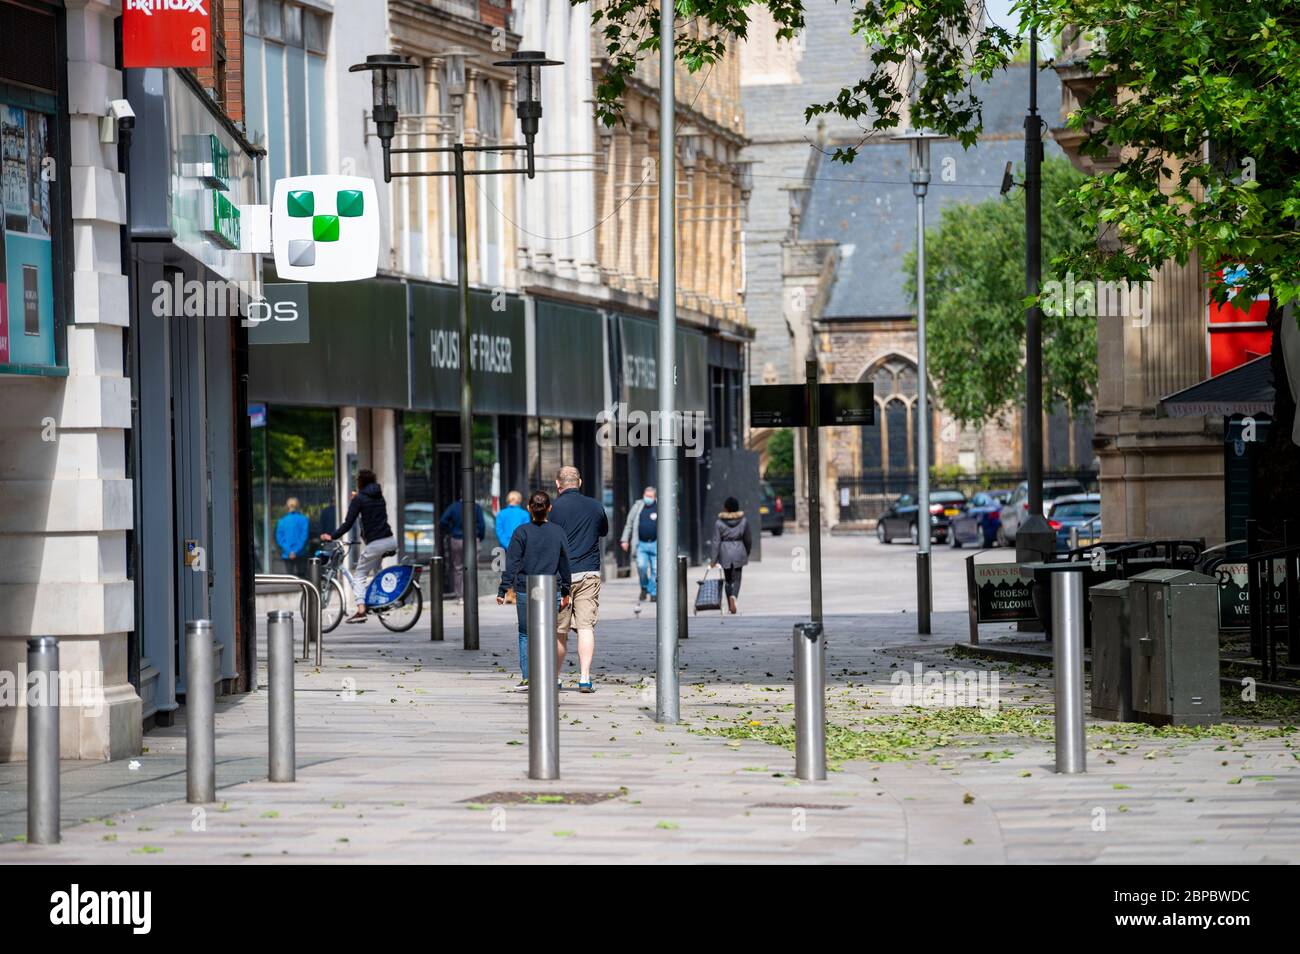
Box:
[997,479,1086,546]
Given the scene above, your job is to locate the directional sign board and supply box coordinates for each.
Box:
[750,382,874,428]
[750,384,808,427]
[819,382,875,425]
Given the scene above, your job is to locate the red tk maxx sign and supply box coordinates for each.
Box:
[123,0,212,69]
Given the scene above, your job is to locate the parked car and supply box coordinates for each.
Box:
[403,502,436,559]
[949,491,1005,548]
[876,489,967,544]
[1049,493,1102,552]
[405,501,496,561]
[997,479,1087,546]
[758,480,785,535]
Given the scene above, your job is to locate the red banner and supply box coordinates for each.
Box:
[123,0,212,69]
[1208,266,1271,376]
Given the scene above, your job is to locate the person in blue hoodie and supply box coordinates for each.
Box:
[494,490,529,552]
[497,490,571,689]
[274,497,309,577]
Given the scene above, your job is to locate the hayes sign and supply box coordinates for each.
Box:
[123,0,211,69]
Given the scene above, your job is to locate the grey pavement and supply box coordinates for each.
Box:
[1,531,1296,864]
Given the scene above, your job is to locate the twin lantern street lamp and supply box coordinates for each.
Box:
[350,50,561,651]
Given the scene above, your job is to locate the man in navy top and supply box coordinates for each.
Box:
[547,466,609,693]
[439,498,485,602]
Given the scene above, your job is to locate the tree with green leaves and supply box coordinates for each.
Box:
[904,156,1093,427]
[584,0,1300,527]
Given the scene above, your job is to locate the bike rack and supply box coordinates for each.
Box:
[254,575,323,667]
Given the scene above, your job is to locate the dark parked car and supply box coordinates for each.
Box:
[1049,493,1101,552]
[758,481,785,535]
[997,479,1086,546]
[949,491,1006,548]
[876,490,967,545]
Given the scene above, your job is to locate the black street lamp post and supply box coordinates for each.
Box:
[351,50,561,651]
[1017,28,1056,573]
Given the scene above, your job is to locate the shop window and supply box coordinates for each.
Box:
[394,60,427,275]
[1,1,64,374]
[477,78,503,287]
[243,0,330,195]
[402,413,435,559]
[251,405,337,574]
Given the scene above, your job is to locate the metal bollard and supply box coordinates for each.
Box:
[26,637,60,844]
[307,558,322,656]
[1052,569,1087,773]
[185,620,216,803]
[677,555,689,639]
[430,555,444,642]
[527,574,559,780]
[267,610,296,782]
[793,622,827,780]
[916,551,932,635]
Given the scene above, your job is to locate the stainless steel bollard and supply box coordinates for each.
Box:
[1052,569,1087,774]
[793,622,827,780]
[677,555,689,640]
[185,620,216,803]
[430,555,444,642]
[307,557,323,657]
[917,551,932,635]
[267,610,296,782]
[26,637,60,844]
[527,574,559,780]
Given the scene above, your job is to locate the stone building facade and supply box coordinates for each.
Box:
[774,63,1094,529]
[516,1,749,328]
[1054,29,1223,544]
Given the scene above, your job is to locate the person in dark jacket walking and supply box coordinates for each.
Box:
[497,490,571,688]
[439,498,486,601]
[321,469,396,623]
[710,496,752,615]
[548,466,609,693]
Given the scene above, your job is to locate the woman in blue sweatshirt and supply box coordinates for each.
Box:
[497,490,571,688]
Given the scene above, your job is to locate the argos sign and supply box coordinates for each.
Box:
[123,0,211,69]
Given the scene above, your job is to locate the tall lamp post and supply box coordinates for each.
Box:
[1016,26,1056,569]
[352,50,561,651]
[894,129,943,635]
[656,1,680,725]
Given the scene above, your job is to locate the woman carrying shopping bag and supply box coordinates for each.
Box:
[710,496,753,615]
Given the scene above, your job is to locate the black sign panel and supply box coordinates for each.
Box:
[750,384,807,427]
[819,382,875,425]
[750,382,875,428]
[536,299,605,418]
[410,282,528,415]
[971,561,1037,622]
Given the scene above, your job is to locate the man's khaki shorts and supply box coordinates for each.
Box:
[557,575,600,633]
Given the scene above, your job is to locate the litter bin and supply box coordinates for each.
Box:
[1089,579,1133,721]
[1128,568,1221,726]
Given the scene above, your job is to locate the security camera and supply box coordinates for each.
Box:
[108,99,135,122]
[999,160,1016,196]
[100,99,135,143]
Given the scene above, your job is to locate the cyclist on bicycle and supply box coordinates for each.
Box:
[320,468,396,624]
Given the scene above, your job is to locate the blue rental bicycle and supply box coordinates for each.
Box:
[316,540,424,633]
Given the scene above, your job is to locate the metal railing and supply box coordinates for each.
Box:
[1242,524,1299,682]
[254,575,322,667]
